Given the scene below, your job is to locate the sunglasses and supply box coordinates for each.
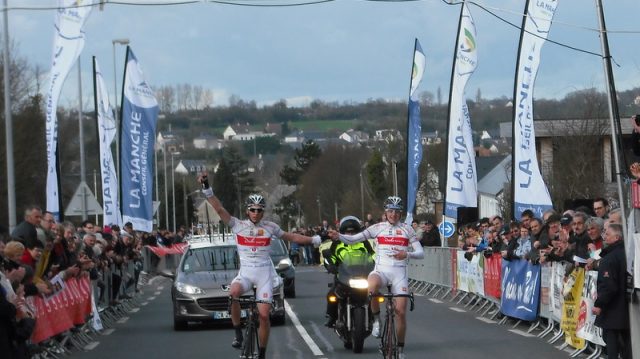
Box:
[248,208,264,213]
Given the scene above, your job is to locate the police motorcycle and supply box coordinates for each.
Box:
[322,216,375,353]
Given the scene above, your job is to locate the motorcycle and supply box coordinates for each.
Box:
[324,250,375,353]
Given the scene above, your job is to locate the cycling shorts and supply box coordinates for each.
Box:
[369,264,409,295]
[232,266,274,302]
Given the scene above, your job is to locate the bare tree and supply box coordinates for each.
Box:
[156,85,175,114]
[192,85,203,111]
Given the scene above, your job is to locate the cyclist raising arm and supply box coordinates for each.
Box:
[198,173,321,359]
[328,196,423,359]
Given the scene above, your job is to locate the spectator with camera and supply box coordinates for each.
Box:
[568,212,592,262]
[530,214,561,264]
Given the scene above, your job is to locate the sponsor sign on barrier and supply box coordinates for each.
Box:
[457,251,485,296]
[576,271,605,346]
[28,276,92,344]
[500,259,540,321]
[561,267,586,349]
[483,253,501,300]
[539,263,552,319]
[549,261,566,322]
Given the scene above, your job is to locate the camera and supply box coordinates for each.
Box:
[483,249,493,259]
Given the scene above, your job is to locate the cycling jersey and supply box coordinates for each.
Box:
[339,221,423,267]
[229,216,285,268]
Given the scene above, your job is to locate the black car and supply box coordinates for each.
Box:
[168,238,285,330]
[270,238,296,298]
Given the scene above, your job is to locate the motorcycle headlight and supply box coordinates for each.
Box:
[348,279,369,289]
[175,282,204,295]
[276,258,292,271]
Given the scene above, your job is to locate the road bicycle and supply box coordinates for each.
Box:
[371,285,415,359]
[229,287,272,359]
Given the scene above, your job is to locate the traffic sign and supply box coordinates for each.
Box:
[439,220,455,238]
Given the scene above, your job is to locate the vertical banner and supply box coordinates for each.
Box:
[576,271,605,346]
[511,0,557,219]
[120,48,159,232]
[45,0,94,219]
[561,267,586,349]
[94,58,122,227]
[405,39,426,225]
[500,259,541,321]
[444,3,478,218]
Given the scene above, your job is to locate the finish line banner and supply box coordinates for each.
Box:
[500,259,540,321]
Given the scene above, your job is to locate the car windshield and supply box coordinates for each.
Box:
[182,246,239,272]
[270,238,288,256]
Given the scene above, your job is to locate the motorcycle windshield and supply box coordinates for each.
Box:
[337,252,374,282]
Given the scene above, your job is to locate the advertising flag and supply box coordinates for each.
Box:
[120,48,159,232]
[512,0,557,219]
[45,0,94,219]
[444,3,478,218]
[93,58,122,227]
[405,39,426,225]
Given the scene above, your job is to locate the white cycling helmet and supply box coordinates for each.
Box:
[383,196,403,211]
[245,194,266,208]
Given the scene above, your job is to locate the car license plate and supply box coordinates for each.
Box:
[212,310,247,319]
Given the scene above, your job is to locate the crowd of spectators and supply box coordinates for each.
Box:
[0,205,186,358]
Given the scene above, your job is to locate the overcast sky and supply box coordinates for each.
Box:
[7,0,640,108]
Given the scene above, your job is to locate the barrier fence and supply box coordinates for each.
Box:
[409,249,607,359]
[23,245,185,358]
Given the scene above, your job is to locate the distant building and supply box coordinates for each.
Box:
[175,159,211,176]
[422,130,441,145]
[156,131,184,153]
[477,155,511,219]
[223,122,275,141]
[193,134,223,150]
[339,129,369,144]
[374,129,403,143]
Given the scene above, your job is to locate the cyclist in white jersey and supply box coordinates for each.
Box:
[328,196,423,359]
[198,174,321,359]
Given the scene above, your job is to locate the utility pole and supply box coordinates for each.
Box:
[3,0,16,229]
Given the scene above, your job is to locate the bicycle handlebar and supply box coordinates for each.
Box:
[370,292,415,312]
[229,296,274,305]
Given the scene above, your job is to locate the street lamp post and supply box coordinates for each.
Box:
[112,38,129,177]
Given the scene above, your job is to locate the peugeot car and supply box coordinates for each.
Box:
[168,237,285,330]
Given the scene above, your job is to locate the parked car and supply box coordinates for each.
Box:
[167,237,285,330]
[270,238,296,298]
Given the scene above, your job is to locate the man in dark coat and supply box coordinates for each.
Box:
[10,206,42,249]
[593,223,631,359]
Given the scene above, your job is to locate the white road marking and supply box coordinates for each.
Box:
[141,302,148,306]
[148,296,156,301]
[128,308,140,313]
[475,317,497,324]
[449,307,466,313]
[428,298,443,304]
[285,300,325,357]
[509,329,535,337]
[101,329,114,336]
[309,321,334,353]
[157,286,164,290]
[83,342,100,351]
[154,291,161,295]
[116,317,129,324]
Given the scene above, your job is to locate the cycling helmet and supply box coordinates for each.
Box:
[245,194,266,208]
[339,216,363,234]
[383,196,404,211]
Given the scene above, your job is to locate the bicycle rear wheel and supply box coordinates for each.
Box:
[241,312,259,359]
[383,314,397,359]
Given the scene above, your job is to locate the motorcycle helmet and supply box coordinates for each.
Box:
[339,216,363,234]
[245,194,266,208]
[383,196,403,211]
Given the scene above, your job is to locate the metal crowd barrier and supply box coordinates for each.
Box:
[408,249,606,358]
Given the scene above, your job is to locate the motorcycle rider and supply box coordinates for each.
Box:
[328,196,424,359]
[323,216,375,328]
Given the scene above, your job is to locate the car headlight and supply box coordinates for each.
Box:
[175,282,204,294]
[348,279,369,289]
[276,258,292,271]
